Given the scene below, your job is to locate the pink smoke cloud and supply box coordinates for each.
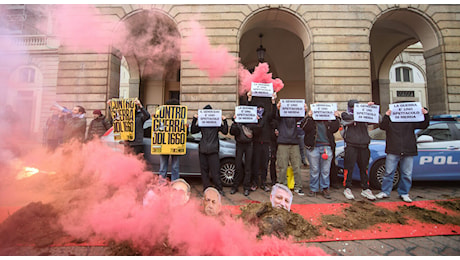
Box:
[238,62,284,96]
[185,21,238,81]
[0,139,326,256]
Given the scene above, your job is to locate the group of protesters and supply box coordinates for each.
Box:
[44,92,429,208]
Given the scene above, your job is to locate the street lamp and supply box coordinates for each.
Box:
[256,33,266,63]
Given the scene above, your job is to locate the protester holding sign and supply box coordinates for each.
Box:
[275,100,307,196]
[248,91,277,193]
[191,104,228,195]
[341,100,380,201]
[375,103,429,203]
[301,107,340,199]
[156,99,188,182]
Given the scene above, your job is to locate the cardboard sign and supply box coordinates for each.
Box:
[198,109,222,127]
[110,98,136,141]
[151,105,188,155]
[310,103,337,120]
[251,82,274,97]
[235,106,258,123]
[280,99,305,117]
[389,102,424,122]
[354,104,380,124]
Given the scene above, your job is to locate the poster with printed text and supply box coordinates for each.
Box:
[251,82,274,97]
[110,98,136,141]
[235,106,258,123]
[151,105,188,155]
[353,104,380,124]
[280,99,306,117]
[198,109,222,127]
[389,102,424,122]
[310,103,337,120]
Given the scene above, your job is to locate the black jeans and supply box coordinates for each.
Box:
[252,141,270,187]
[199,152,223,191]
[269,141,277,185]
[343,145,371,189]
[233,142,253,190]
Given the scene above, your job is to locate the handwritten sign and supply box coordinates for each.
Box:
[310,103,337,120]
[110,98,135,141]
[198,109,222,127]
[280,99,305,117]
[235,106,258,123]
[389,102,424,122]
[251,82,274,97]
[151,105,188,155]
[354,104,380,124]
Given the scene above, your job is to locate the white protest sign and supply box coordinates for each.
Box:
[235,106,258,123]
[198,109,222,127]
[310,103,336,120]
[353,104,380,124]
[389,102,424,122]
[280,99,305,117]
[251,82,274,97]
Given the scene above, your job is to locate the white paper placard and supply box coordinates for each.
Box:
[235,106,258,123]
[310,103,336,120]
[198,109,222,127]
[389,102,424,122]
[251,82,274,97]
[353,104,380,124]
[280,99,305,117]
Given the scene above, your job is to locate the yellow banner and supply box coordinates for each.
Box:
[151,105,188,155]
[110,98,136,141]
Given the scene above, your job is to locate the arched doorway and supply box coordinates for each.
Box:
[238,8,311,103]
[370,9,445,113]
[111,9,181,114]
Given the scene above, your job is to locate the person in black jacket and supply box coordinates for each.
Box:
[126,99,150,155]
[191,104,228,195]
[341,100,378,201]
[375,104,429,203]
[302,108,340,199]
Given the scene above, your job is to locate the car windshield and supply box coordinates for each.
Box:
[369,128,386,140]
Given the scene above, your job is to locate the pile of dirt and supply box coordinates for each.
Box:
[435,199,460,212]
[321,200,407,231]
[399,204,460,226]
[108,239,180,256]
[238,202,320,241]
[0,202,68,248]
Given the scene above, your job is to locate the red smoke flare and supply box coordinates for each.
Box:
[238,62,284,96]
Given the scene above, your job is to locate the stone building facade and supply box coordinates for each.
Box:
[1,4,459,138]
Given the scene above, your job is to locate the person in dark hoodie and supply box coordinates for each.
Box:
[275,100,307,196]
[191,104,228,195]
[122,98,150,155]
[86,109,112,141]
[302,106,340,199]
[247,91,277,192]
[340,100,379,201]
[375,103,429,203]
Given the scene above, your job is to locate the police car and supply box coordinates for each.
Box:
[335,115,460,189]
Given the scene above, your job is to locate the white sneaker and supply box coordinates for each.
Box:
[343,188,355,200]
[361,189,376,200]
[400,194,413,203]
[375,192,389,199]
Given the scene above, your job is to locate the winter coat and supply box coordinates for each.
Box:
[301,116,340,150]
[275,109,304,145]
[252,103,276,144]
[63,115,87,142]
[340,111,371,148]
[230,121,255,144]
[379,113,429,156]
[191,116,228,154]
[87,115,112,140]
[46,114,65,141]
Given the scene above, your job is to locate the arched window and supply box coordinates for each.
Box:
[395,66,412,82]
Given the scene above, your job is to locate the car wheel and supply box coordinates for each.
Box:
[219,158,236,187]
[369,159,400,190]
